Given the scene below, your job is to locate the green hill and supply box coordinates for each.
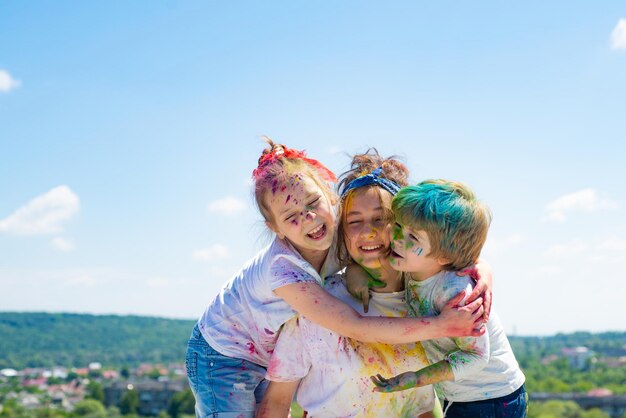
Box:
[0,312,195,369]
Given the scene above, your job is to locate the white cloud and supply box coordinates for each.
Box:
[543,188,618,223]
[0,69,21,93]
[207,196,247,215]
[51,237,75,252]
[611,18,626,50]
[543,240,588,258]
[0,186,80,235]
[193,244,229,261]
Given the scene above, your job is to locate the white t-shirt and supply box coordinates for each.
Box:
[406,270,525,402]
[198,237,340,367]
[266,275,436,417]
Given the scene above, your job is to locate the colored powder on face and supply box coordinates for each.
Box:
[393,225,403,241]
[263,328,275,335]
[285,194,291,203]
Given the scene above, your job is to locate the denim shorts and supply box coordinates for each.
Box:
[186,324,269,417]
[442,384,528,418]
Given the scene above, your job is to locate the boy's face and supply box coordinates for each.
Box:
[389,220,443,279]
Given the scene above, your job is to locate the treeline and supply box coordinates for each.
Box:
[509,332,626,394]
[0,312,195,369]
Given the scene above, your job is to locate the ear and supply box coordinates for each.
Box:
[266,220,285,240]
[437,257,450,266]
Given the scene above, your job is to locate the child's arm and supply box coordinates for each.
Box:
[275,282,485,344]
[371,360,454,392]
[256,380,299,418]
[371,334,490,392]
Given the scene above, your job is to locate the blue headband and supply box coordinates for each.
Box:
[340,167,401,198]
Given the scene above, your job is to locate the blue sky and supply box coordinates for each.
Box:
[1,1,625,335]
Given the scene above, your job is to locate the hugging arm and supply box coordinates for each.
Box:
[274,282,485,344]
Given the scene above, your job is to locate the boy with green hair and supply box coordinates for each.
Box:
[372,179,527,418]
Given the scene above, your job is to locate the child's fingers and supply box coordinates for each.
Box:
[483,290,492,322]
[470,323,487,337]
[464,296,483,315]
[361,290,370,314]
[444,290,466,308]
[370,374,388,386]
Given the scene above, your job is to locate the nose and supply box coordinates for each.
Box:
[303,210,315,221]
[360,222,377,239]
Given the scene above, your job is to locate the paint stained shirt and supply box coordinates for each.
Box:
[266,275,436,417]
[406,271,525,402]
[198,237,340,367]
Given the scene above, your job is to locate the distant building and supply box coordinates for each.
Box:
[562,346,594,369]
[104,380,187,416]
[0,368,17,377]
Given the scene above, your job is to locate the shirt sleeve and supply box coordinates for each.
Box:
[265,316,312,382]
[268,253,322,291]
[434,274,490,381]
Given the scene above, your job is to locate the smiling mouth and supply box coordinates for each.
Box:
[359,244,383,253]
[307,224,327,240]
[390,250,403,259]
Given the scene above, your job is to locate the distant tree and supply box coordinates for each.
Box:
[527,400,609,418]
[87,370,102,379]
[581,409,610,418]
[119,390,139,415]
[105,407,121,418]
[72,399,106,418]
[85,381,104,403]
[167,389,195,418]
[147,368,162,380]
[34,408,68,418]
[156,412,171,418]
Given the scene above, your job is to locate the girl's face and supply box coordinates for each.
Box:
[265,173,336,259]
[343,187,392,270]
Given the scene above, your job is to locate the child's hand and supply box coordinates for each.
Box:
[371,372,418,393]
[345,263,385,313]
[439,290,486,337]
[457,258,493,322]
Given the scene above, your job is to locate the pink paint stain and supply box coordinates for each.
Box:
[245,342,259,355]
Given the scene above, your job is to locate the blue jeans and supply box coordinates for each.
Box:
[186,324,269,417]
[442,384,528,418]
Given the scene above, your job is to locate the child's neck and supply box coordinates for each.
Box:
[408,265,444,282]
[363,258,404,293]
[299,247,329,274]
